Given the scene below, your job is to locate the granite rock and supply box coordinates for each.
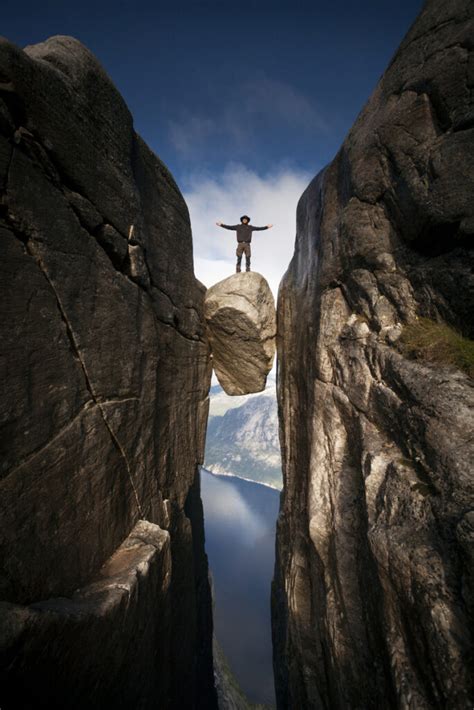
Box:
[273,2,474,708]
[0,521,173,709]
[0,35,216,709]
[204,272,276,395]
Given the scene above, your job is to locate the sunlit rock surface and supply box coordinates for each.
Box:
[204,272,276,395]
[273,1,474,708]
[0,35,216,708]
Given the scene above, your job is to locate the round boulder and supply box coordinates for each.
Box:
[204,272,276,395]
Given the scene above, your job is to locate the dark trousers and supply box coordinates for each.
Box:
[236,242,251,272]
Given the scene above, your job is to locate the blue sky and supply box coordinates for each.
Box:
[3,0,424,293]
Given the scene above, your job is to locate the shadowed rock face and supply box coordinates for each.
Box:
[204,272,276,395]
[0,521,172,708]
[0,35,216,709]
[273,1,474,709]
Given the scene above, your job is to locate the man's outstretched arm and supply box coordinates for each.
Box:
[216,221,239,230]
[251,223,273,231]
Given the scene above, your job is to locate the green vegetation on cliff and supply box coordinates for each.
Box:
[400,317,474,378]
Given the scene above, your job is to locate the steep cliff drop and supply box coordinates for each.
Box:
[273,1,474,709]
[0,36,217,709]
[204,272,276,395]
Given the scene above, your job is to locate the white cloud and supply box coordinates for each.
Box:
[184,161,315,299]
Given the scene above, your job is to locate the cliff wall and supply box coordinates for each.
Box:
[0,35,216,709]
[273,1,474,708]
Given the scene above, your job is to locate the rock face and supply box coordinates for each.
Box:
[204,272,276,395]
[0,36,216,708]
[0,521,172,707]
[273,2,474,709]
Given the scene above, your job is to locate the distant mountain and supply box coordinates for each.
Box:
[208,372,276,415]
[213,636,274,710]
[204,382,282,490]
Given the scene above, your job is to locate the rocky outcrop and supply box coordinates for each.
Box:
[204,273,276,395]
[0,521,172,708]
[0,35,216,708]
[273,2,474,709]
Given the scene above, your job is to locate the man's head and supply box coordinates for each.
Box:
[240,215,250,224]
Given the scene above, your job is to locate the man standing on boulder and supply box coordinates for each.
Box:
[216,215,273,273]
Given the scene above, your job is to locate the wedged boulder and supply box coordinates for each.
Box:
[204,272,276,395]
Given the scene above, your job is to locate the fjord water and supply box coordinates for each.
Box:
[201,468,280,706]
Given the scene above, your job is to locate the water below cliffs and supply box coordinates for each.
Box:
[200,468,280,706]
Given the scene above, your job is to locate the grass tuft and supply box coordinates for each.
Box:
[399,317,474,378]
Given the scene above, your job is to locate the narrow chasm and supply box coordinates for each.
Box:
[3,1,474,707]
[200,373,282,709]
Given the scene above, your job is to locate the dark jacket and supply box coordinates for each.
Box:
[220,223,268,242]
